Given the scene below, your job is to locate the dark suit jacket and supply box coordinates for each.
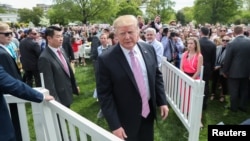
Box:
[38,47,78,107]
[0,65,43,141]
[222,35,250,78]
[199,37,216,76]
[62,34,75,61]
[0,46,22,80]
[90,35,101,61]
[19,37,41,71]
[96,42,167,136]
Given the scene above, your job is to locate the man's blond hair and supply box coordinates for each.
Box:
[0,22,10,31]
[113,15,139,33]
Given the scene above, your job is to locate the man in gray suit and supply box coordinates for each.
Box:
[222,25,250,112]
[38,26,79,108]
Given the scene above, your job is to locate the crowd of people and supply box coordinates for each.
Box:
[1,13,250,141]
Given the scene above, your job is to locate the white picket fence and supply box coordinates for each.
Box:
[161,58,205,141]
[4,88,122,141]
[4,58,205,141]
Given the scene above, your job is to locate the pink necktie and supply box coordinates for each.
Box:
[129,50,150,118]
[57,49,70,76]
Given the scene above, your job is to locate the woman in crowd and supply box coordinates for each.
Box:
[180,37,203,127]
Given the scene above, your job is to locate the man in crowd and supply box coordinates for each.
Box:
[0,21,24,141]
[97,15,169,141]
[0,65,54,141]
[19,28,41,87]
[144,27,164,67]
[38,26,79,108]
[222,25,250,112]
[199,27,216,110]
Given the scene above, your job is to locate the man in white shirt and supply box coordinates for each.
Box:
[145,27,164,67]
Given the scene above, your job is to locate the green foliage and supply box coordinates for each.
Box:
[47,2,73,25]
[116,1,142,18]
[176,7,194,25]
[145,0,176,22]
[0,7,6,13]
[193,0,243,24]
[17,7,43,26]
[53,0,118,24]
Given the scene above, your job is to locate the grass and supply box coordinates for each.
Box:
[29,59,250,141]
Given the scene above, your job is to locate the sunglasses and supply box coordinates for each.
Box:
[220,30,226,32]
[31,33,37,35]
[222,39,230,42]
[0,32,12,37]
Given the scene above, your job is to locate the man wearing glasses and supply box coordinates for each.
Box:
[222,25,250,112]
[0,22,24,141]
[19,28,41,87]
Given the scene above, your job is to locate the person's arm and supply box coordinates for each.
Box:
[154,22,162,31]
[96,56,121,131]
[192,54,203,79]
[0,66,53,102]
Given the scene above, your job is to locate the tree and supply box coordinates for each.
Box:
[193,0,243,24]
[53,0,118,24]
[18,7,43,26]
[116,1,142,17]
[0,7,6,13]
[47,2,73,25]
[176,7,194,25]
[145,0,175,22]
[243,0,250,10]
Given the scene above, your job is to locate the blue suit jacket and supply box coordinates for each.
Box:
[0,66,43,141]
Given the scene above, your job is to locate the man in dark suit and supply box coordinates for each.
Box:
[19,28,41,87]
[0,21,24,141]
[0,65,54,141]
[38,26,79,108]
[62,27,75,62]
[96,15,169,141]
[199,27,216,110]
[222,25,250,112]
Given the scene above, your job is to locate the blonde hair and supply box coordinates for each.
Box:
[187,37,201,54]
[0,22,10,31]
[113,15,139,33]
[213,37,222,46]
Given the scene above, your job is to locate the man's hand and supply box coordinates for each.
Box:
[222,72,227,78]
[112,127,127,140]
[44,95,54,101]
[160,105,169,120]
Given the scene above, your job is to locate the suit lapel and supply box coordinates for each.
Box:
[46,47,71,77]
[113,44,138,89]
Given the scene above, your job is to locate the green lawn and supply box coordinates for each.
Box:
[69,59,250,141]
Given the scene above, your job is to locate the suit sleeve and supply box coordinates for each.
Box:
[0,66,43,102]
[38,57,60,102]
[96,56,121,131]
[222,43,233,75]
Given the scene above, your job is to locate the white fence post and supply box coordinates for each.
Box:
[188,80,205,141]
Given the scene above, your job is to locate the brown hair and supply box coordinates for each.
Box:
[187,37,201,54]
[234,25,243,35]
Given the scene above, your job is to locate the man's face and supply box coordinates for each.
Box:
[47,30,63,48]
[0,28,12,45]
[100,34,108,46]
[115,25,139,50]
[155,16,161,23]
[29,30,38,39]
[145,31,155,43]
